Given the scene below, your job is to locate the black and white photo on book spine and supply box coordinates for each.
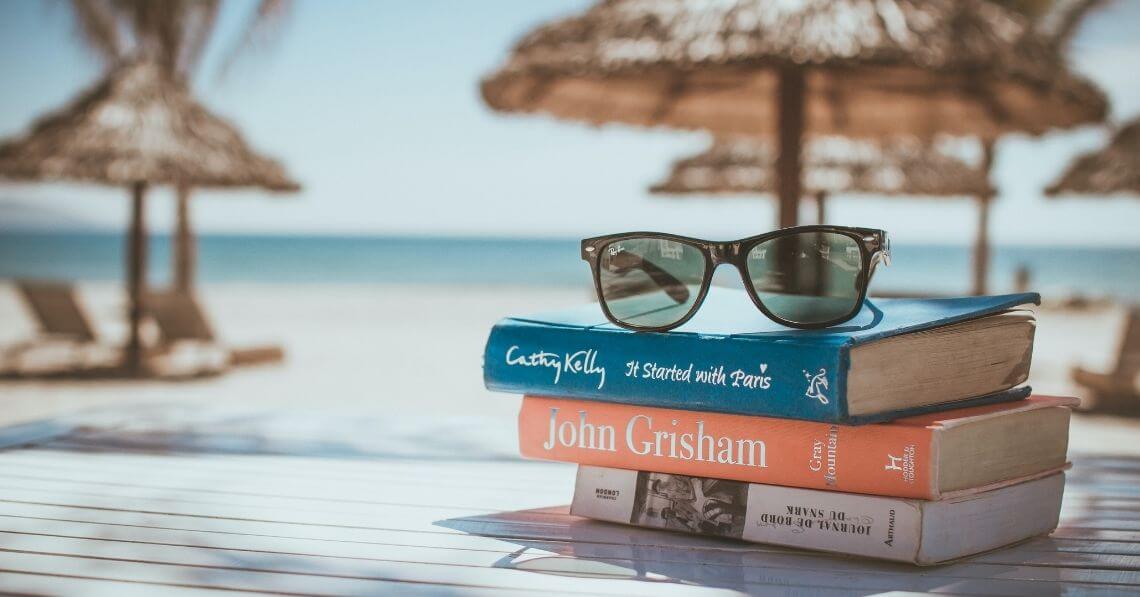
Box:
[630,472,748,538]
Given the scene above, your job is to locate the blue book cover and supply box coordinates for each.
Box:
[483,288,1039,424]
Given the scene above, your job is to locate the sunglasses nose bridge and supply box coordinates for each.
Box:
[707,242,738,266]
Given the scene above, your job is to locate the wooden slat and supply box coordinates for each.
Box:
[0,455,570,505]
[8,446,544,485]
[0,570,275,597]
[0,474,549,516]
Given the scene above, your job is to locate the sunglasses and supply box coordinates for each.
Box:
[581,225,891,331]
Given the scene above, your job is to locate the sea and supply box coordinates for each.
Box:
[0,231,1137,301]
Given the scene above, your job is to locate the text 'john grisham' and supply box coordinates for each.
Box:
[542,407,768,468]
[504,345,773,391]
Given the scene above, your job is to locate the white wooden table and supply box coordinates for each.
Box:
[0,405,1137,596]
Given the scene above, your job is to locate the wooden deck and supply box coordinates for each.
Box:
[0,407,1138,596]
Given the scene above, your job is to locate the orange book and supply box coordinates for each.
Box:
[519,395,1076,499]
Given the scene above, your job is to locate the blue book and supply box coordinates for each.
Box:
[483,288,1039,424]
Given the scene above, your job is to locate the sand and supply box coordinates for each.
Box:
[0,282,1135,454]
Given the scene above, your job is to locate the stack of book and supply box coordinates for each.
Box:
[483,288,1076,564]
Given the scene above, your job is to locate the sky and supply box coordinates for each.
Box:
[0,0,1138,246]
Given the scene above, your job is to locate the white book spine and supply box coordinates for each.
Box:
[573,466,1064,564]
[572,465,924,563]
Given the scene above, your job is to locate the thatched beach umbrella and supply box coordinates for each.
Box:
[0,59,299,373]
[652,138,993,198]
[482,0,1106,238]
[650,137,997,293]
[1046,118,1140,197]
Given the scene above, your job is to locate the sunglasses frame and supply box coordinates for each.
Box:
[581,225,891,331]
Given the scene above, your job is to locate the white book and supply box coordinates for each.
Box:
[571,465,1065,565]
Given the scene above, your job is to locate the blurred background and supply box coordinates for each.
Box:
[0,0,1137,431]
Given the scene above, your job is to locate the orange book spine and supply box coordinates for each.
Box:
[519,396,936,498]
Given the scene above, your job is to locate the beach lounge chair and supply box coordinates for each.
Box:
[16,280,97,343]
[2,281,119,375]
[1072,307,1140,414]
[145,290,285,371]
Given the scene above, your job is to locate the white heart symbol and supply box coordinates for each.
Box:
[759,363,768,374]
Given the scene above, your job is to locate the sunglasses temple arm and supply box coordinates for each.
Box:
[862,297,885,328]
[868,248,890,279]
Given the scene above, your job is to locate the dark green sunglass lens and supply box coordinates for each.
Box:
[745,232,864,325]
[598,238,706,329]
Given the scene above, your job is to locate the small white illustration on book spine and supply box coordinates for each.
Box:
[803,368,829,404]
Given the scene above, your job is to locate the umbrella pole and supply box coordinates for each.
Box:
[815,190,827,225]
[775,66,805,229]
[126,181,149,374]
[973,195,991,295]
[972,140,996,296]
[174,185,195,293]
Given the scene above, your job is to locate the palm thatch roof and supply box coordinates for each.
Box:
[650,137,994,198]
[482,0,1107,138]
[1046,118,1140,197]
[0,59,299,191]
